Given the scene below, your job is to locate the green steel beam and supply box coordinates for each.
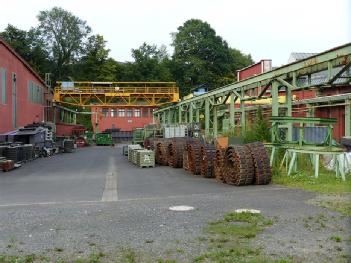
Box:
[346,99,351,136]
[178,106,182,123]
[240,88,245,134]
[196,108,200,123]
[230,92,235,128]
[271,81,279,116]
[205,98,210,136]
[213,105,218,137]
[189,102,193,123]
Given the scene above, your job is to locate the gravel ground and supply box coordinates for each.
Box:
[0,146,350,262]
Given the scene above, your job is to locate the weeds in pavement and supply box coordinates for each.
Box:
[194,211,292,263]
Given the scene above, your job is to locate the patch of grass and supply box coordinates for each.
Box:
[0,254,50,263]
[319,199,351,216]
[330,235,342,242]
[195,211,292,262]
[272,170,351,194]
[116,248,138,263]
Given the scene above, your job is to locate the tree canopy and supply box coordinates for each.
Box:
[37,7,91,80]
[0,8,254,97]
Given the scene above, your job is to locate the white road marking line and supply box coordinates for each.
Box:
[101,157,118,202]
[0,187,289,208]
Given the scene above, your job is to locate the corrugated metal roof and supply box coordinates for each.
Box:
[288,52,318,63]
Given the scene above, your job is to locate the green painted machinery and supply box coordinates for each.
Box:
[96,133,113,146]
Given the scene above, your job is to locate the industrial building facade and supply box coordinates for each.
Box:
[0,38,52,134]
[91,106,156,132]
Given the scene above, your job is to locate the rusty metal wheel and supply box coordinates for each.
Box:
[245,142,272,184]
[200,144,216,178]
[224,145,254,186]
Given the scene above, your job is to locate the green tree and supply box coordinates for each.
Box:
[0,24,50,77]
[37,7,91,80]
[122,42,172,81]
[229,48,254,75]
[171,19,233,95]
[73,34,118,81]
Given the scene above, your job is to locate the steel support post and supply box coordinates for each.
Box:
[306,104,315,126]
[205,98,210,136]
[184,106,188,123]
[213,105,218,137]
[167,110,171,124]
[271,81,279,116]
[196,108,200,123]
[178,106,182,124]
[189,103,193,123]
[345,99,351,136]
[230,92,235,129]
[240,89,245,134]
[286,86,292,141]
[162,112,166,125]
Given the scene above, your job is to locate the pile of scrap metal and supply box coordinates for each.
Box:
[1,123,54,158]
[55,136,76,153]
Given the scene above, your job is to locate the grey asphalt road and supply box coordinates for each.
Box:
[0,146,349,262]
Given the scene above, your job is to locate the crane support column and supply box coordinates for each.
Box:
[205,98,210,136]
[230,92,235,129]
[178,106,182,124]
[346,99,351,136]
[213,105,218,137]
[189,103,193,123]
[240,89,245,134]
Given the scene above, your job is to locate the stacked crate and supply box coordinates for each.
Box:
[136,150,155,168]
[127,144,142,162]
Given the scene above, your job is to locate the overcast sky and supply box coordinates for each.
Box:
[1,0,350,66]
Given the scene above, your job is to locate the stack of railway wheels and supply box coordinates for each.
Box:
[167,138,187,168]
[245,142,272,184]
[224,145,254,186]
[187,140,202,175]
[183,138,196,171]
[214,149,226,182]
[155,140,169,166]
[200,144,216,178]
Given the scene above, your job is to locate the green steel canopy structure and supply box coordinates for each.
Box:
[154,43,351,138]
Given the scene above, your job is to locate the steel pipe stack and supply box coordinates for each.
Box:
[245,142,272,184]
[200,144,216,178]
[224,145,254,186]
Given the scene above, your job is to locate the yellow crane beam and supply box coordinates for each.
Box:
[53,81,180,107]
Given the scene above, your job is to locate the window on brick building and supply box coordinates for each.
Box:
[143,108,149,117]
[127,109,132,117]
[102,108,109,117]
[111,108,117,117]
[118,109,125,117]
[134,108,141,117]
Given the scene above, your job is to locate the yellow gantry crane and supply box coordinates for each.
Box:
[53,81,179,107]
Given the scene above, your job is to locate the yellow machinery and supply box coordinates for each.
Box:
[54,81,179,107]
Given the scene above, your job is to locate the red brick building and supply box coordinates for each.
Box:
[91,106,156,133]
[0,38,53,134]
